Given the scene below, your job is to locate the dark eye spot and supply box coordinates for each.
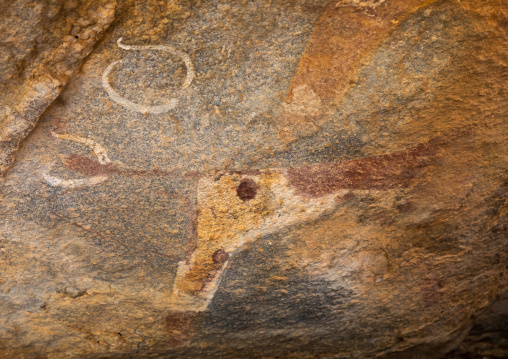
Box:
[212,249,229,264]
[236,178,258,201]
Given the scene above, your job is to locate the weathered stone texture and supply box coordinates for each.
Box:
[0,0,507,358]
[0,0,117,175]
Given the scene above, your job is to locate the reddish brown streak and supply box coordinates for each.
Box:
[62,155,268,180]
[286,142,432,197]
[62,127,473,201]
[165,311,202,346]
[62,154,201,179]
[284,123,481,199]
[420,276,445,308]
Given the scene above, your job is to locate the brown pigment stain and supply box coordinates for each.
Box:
[286,0,437,101]
[62,154,200,179]
[236,178,258,201]
[397,199,416,213]
[420,276,445,308]
[286,125,475,197]
[286,125,476,198]
[64,154,118,176]
[212,249,229,264]
[335,192,355,203]
[286,142,432,198]
[165,311,201,346]
[277,0,438,141]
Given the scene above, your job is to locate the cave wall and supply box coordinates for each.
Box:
[0,0,507,358]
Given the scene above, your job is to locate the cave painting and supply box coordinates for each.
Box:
[102,38,195,114]
[42,127,468,313]
[43,0,449,315]
[40,0,499,346]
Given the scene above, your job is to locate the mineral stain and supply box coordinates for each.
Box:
[236,178,258,201]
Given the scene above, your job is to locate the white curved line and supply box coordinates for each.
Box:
[102,60,179,114]
[51,131,111,164]
[116,37,194,88]
[41,165,109,189]
[101,38,195,114]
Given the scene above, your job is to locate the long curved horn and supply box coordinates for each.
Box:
[42,132,112,189]
[50,131,111,164]
[101,38,195,114]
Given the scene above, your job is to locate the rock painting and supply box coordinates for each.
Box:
[43,127,469,317]
[102,38,194,114]
[5,0,502,356]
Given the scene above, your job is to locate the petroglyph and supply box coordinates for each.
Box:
[102,38,195,114]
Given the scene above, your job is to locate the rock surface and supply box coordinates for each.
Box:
[0,0,117,175]
[0,0,507,358]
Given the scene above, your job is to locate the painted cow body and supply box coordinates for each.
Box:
[42,128,451,313]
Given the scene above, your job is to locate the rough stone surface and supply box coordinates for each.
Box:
[0,0,117,175]
[0,0,507,358]
[444,291,508,359]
